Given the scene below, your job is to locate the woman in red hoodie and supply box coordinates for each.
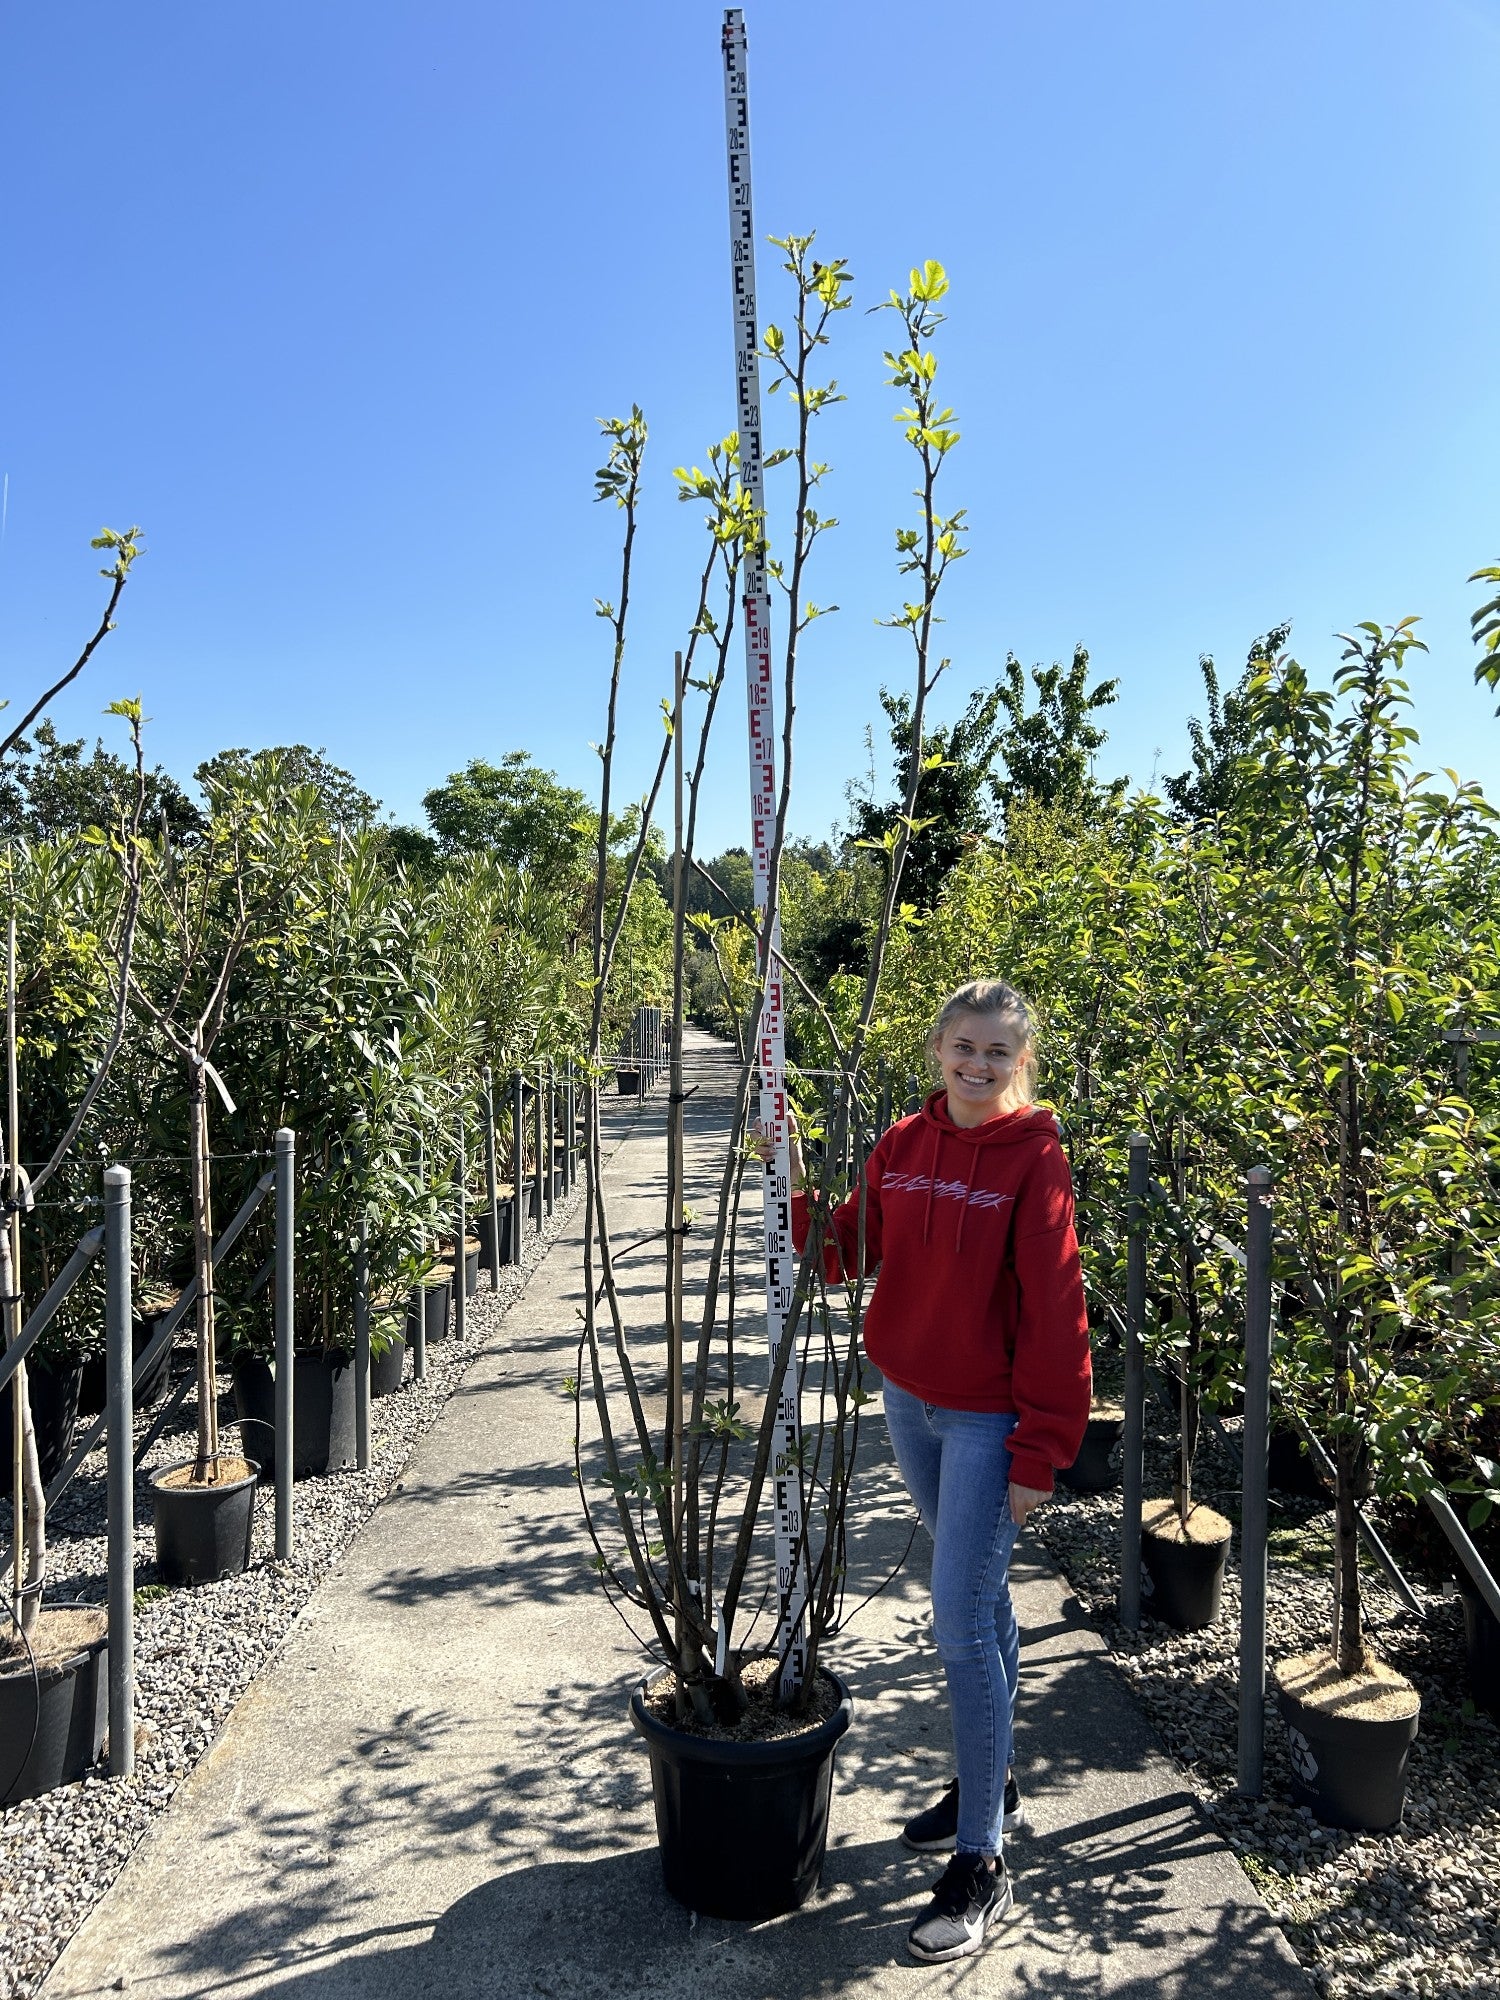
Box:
[780,978,1090,1962]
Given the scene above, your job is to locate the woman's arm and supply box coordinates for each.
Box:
[752,1114,885,1279]
[1005,1142,1092,1498]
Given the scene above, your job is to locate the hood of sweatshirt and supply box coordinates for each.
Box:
[914,1091,1058,1250]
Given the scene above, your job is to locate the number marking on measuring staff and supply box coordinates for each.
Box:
[721,5,807,1691]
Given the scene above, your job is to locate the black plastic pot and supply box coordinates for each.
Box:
[77,1305,176,1419]
[1059,1413,1125,1494]
[1267,1425,1331,1503]
[405,1277,452,1346]
[616,1068,642,1097]
[0,1613,108,1804]
[1141,1518,1231,1630]
[1455,1572,1500,1720]
[457,1242,480,1297]
[476,1201,514,1276]
[0,1356,85,1489]
[370,1332,407,1399]
[1276,1676,1420,1830]
[231,1349,357,1479]
[151,1456,259,1585]
[630,1669,853,1920]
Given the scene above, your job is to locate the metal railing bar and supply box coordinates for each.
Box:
[44,1171,274,1509]
[1423,1489,1500,1624]
[0,1225,105,1398]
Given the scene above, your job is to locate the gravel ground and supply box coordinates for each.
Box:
[1034,1390,1500,2000]
[0,1173,588,2000]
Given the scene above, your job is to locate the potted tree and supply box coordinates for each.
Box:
[1,534,145,1797]
[1137,1132,1241,1630]
[223,824,453,1469]
[576,246,975,1917]
[132,756,325,1580]
[1240,620,1496,1829]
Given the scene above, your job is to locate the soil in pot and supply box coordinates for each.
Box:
[1274,1648,1420,1831]
[231,1350,357,1479]
[151,1454,259,1585]
[77,1299,178,1419]
[630,1656,853,1921]
[1059,1404,1125,1494]
[0,1606,108,1804]
[0,1355,85,1490]
[1140,1496,1232,1630]
[1455,1572,1500,1720]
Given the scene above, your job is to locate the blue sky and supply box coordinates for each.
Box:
[3,0,1497,855]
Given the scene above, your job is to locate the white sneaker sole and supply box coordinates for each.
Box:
[906,1878,1015,1962]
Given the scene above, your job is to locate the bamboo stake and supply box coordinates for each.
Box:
[669,651,687,1666]
[8,911,23,1617]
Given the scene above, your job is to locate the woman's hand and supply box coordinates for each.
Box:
[1009,1482,1048,1529]
[750,1111,804,1190]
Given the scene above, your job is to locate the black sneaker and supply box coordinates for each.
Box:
[901,1775,1025,1852]
[906,1852,1012,1963]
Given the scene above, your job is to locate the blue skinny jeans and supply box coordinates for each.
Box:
[883,1380,1021,1858]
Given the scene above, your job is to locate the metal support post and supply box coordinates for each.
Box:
[483,1065,501,1283]
[564,1058,575,1194]
[1120,1132,1149,1630]
[104,1165,134,1778]
[511,1071,524,1263]
[412,1137,428,1383]
[1238,1165,1274,1796]
[354,1209,370,1472]
[544,1065,555,1220]
[274,1127,295,1559]
[454,1105,467,1341]
[533,1063,544,1234]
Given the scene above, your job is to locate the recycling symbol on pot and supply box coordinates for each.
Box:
[1285,1725,1319,1785]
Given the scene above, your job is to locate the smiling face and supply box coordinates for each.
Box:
[933,1008,1030,1128]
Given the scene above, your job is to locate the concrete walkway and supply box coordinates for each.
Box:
[45,1030,1309,1999]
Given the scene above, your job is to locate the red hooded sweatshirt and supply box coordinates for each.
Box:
[792,1092,1091,1494]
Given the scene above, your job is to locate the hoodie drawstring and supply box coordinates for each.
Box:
[955,1146,981,1254]
[922,1123,941,1246]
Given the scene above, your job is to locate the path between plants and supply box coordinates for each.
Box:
[43,1027,1309,1999]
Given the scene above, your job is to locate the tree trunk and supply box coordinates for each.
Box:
[1332,1325,1365,1674]
[1,1224,46,1636]
[191,1058,220,1480]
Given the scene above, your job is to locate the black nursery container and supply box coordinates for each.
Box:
[0,1616,108,1804]
[232,1350,357,1479]
[476,1201,514,1275]
[1456,1572,1500,1720]
[151,1457,259,1585]
[78,1305,175,1419]
[405,1278,451,1347]
[370,1331,407,1398]
[1141,1513,1231,1630]
[1059,1412,1125,1494]
[1276,1678,1420,1831]
[630,1670,853,1921]
[0,1356,84,1489]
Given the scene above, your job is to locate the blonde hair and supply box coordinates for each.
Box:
[927,979,1038,1105]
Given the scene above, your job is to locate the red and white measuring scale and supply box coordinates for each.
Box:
[721,6,808,1691]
